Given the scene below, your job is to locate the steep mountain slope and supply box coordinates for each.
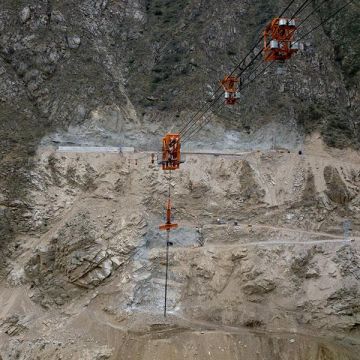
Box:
[0,1,359,358]
[1,139,360,359]
[0,1,359,246]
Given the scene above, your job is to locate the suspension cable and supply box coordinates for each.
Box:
[179,0,311,141]
[297,0,329,28]
[290,0,313,19]
[182,100,225,144]
[294,0,355,46]
[181,92,225,141]
[182,61,275,144]
[178,33,264,137]
[180,0,355,144]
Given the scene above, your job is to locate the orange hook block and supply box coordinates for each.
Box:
[159,198,178,231]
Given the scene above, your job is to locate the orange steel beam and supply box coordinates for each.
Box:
[159,198,178,231]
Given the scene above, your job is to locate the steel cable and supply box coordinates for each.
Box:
[179,0,311,141]
[181,0,354,144]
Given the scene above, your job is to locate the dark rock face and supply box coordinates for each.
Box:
[302,169,317,205]
[291,247,317,278]
[333,246,360,279]
[324,166,354,204]
[239,161,266,202]
[0,0,358,150]
[327,287,360,316]
[0,314,28,337]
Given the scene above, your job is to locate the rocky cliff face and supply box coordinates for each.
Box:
[1,140,360,359]
[0,1,359,245]
[0,1,359,359]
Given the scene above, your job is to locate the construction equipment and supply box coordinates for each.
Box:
[220,76,241,105]
[263,18,299,61]
[159,198,178,232]
[160,133,181,171]
[156,0,355,318]
[158,134,181,317]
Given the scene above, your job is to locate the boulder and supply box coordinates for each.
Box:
[67,35,81,49]
[327,287,360,316]
[333,245,360,279]
[305,268,320,279]
[242,278,276,296]
[20,7,31,24]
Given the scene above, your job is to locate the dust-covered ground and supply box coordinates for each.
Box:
[0,135,359,359]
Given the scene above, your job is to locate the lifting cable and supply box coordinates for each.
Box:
[182,61,275,144]
[158,0,355,318]
[160,0,314,318]
[164,170,172,317]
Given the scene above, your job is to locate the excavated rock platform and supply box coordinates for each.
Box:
[0,137,359,359]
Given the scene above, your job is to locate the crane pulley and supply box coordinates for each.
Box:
[160,133,182,171]
[263,17,299,61]
[220,76,241,105]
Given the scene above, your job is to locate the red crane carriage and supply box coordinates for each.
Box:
[161,133,181,171]
[263,18,299,61]
[220,76,241,105]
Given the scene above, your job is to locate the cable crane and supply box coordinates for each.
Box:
[160,133,182,171]
[156,0,355,317]
[158,164,179,318]
[159,0,353,175]
[158,134,180,316]
[263,17,299,62]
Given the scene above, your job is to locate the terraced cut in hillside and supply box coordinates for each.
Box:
[0,135,359,359]
[0,0,359,359]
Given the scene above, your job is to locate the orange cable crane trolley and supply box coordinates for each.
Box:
[263,18,299,62]
[220,76,241,105]
[160,133,182,171]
